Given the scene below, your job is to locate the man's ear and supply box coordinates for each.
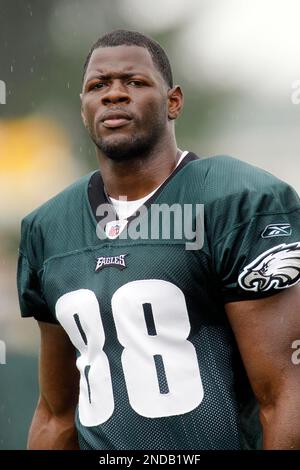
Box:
[167,85,184,120]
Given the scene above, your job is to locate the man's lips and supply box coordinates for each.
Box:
[102,118,131,128]
[100,112,133,129]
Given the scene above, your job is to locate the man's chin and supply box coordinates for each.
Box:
[96,136,150,161]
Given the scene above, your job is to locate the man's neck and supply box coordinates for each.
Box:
[97,140,180,201]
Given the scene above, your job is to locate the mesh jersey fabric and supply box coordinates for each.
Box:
[17,154,300,450]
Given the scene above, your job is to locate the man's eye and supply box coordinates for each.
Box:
[89,82,106,91]
[128,80,144,87]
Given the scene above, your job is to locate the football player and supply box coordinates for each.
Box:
[17,30,300,450]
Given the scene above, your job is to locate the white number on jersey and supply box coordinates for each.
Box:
[56,280,204,426]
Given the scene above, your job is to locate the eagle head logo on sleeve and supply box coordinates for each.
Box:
[238,242,300,292]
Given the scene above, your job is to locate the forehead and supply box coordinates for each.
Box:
[85,45,162,80]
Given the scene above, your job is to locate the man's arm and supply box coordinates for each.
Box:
[28,321,80,450]
[226,284,300,449]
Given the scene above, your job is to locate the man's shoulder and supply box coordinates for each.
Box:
[189,154,280,185]
[21,171,95,229]
[186,154,293,199]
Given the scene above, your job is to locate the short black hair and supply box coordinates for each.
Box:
[82,29,173,88]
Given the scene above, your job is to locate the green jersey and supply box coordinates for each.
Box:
[17,153,300,450]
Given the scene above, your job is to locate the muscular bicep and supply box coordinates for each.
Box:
[38,321,79,416]
[225,284,300,407]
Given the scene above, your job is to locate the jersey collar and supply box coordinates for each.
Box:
[87,151,200,231]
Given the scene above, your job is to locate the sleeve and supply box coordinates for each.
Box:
[17,218,58,323]
[211,178,300,303]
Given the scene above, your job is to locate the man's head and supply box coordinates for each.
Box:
[81,30,183,161]
[82,30,173,89]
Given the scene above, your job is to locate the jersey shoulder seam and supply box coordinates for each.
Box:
[212,205,300,248]
[22,171,96,227]
[18,249,38,271]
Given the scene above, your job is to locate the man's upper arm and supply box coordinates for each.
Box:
[226,285,300,404]
[226,285,300,448]
[38,321,79,416]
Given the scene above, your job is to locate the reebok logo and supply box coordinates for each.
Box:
[261,223,292,238]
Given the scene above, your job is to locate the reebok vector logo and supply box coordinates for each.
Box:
[95,254,128,272]
[261,223,292,238]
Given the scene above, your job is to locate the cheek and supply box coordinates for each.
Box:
[82,99,98,122]
[141,96,168,121]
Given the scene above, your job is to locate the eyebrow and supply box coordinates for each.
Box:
[85,72,149,84]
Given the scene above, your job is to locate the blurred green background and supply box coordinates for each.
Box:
[1,0,300,449]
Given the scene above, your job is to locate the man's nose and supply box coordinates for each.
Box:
[101,81,130,105]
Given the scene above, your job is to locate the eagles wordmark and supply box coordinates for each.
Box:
[95,254,127,272]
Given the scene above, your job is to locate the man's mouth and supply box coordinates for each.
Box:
[102,118,131,128]
[101,112,133,129]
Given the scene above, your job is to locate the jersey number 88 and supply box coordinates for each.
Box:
[56,280,204,426]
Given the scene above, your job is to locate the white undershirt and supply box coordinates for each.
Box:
[109,151,189,220]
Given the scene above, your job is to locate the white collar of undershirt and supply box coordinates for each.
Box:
[109,151,189,220]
